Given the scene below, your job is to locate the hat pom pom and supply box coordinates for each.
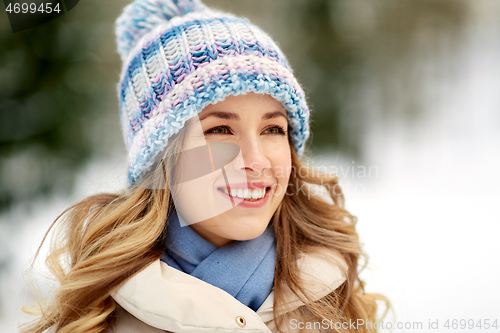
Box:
[116,0,207,60]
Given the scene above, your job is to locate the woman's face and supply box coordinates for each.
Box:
[170,93,292,247]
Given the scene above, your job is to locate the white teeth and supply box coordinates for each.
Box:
[221,187,267,199]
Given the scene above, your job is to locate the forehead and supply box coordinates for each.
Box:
[199,93,286,118]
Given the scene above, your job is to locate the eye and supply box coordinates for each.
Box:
[204,125,232,135]
[262,125,287,135]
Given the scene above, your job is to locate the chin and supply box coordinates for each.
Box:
[222,216,271,241]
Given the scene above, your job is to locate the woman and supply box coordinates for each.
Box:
[22,0,384,332]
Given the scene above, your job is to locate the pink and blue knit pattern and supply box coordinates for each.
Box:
[116,0,310,185]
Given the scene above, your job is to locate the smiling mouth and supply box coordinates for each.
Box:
[217,187,271,201]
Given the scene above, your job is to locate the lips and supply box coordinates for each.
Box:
[216,182,272,208]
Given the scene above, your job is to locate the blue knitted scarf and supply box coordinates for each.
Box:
[160,211,276,311]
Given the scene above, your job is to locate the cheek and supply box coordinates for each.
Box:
[170,170,233,225]
[271,146,292,184]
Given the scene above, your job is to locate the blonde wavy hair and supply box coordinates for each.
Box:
[21,127,387,333]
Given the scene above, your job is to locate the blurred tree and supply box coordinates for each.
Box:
[0,1,123,213]
[287,0,356,154]
[0,13,88,210]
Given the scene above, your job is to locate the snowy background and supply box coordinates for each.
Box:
[1,1,500,332]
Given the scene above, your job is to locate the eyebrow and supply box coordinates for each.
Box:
[199,110,287,121]
[262,110,287,120]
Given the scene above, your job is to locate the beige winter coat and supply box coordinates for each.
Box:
[110,252,346,333]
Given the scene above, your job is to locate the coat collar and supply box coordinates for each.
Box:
[111,252,347,333]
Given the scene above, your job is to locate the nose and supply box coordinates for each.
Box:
[235,136,271,176]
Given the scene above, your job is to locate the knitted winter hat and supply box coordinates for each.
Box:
[116,0,310,186]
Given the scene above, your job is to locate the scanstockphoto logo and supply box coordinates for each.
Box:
[4,0,79,32]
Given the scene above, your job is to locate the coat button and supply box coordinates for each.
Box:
[236,316,246,327]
